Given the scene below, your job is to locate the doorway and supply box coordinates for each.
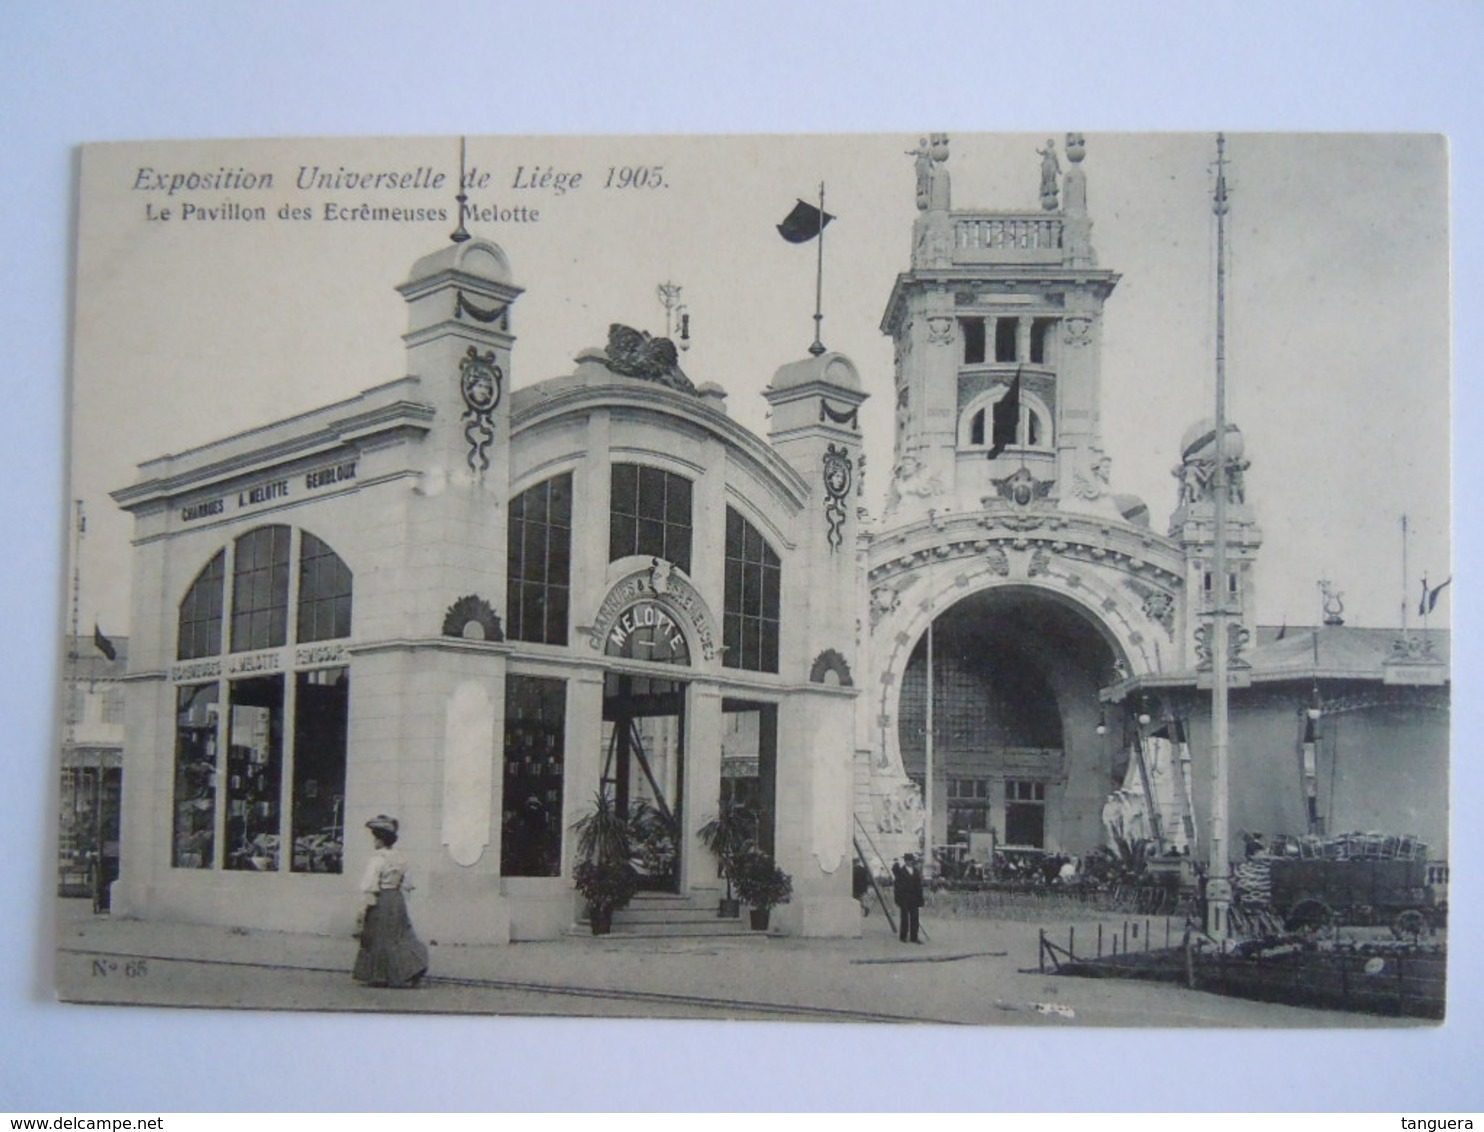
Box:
[602,672,685,891]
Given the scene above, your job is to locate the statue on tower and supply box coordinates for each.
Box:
[909,134,953,268]
[1037,138,1061,211]
[908,134,951,212]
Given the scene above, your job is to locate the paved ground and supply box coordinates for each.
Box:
[52,898,1428,1027]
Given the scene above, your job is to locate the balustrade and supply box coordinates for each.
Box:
[954,214,1064,253]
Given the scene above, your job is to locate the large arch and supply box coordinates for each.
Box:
[882,581,1133,857]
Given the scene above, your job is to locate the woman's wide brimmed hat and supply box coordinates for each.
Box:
[365,814,399,837]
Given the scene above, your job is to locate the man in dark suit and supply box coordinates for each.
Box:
[893,853,925,944]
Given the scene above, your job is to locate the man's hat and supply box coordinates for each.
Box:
[365,814,399,837]
[904,852,917,862]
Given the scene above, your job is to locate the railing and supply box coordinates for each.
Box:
[953,213,1064,255]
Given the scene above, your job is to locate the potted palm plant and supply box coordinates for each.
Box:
[734,848,792,931]
[571,790,638,935]
[697,800,757,918]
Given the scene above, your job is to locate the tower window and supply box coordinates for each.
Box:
[995,318,1018,363]
[970,409,985,447]
[960,318,986,365]
[1030,318,1055,364]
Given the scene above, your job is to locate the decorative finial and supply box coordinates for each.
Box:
[656,282,689,353]
[1065,132,1086,163]
[1318,579,1345,626]
[450,136,471,243]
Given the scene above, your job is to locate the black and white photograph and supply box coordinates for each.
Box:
[6,2,1483,1116]
[55,130,1449,1026]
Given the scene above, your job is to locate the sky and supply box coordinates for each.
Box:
[71,132,1448,637]
[5,0,1481,1115]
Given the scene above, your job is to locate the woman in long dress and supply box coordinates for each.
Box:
[352,814,429,988]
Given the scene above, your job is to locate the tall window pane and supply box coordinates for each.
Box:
[173,684,219,868]
[608,463,692,573]
[291,667,348,874]
[723,507,780,672]
[231,526,290,651]
[297,533,353,643]
[502,674,566,877]
[225,675,283,870]
[177,551,225,660]
[507,473,573,645]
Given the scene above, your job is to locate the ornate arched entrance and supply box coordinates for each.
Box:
[890,584,1131,861]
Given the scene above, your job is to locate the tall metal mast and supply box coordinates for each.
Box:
[1207,135,1233,940]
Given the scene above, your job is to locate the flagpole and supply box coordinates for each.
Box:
[1207,134,1233,942]
[1401,513,1410,637]
[809,182,826,356]
[924,614,935,879]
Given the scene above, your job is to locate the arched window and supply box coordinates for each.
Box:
[610,463,692,573]
[231,525,291,652]
[177,550,225,660]
[171,526,354,875]
[508,472,573,645]
[298,533,353,643]
[723,507,781,673]
[961,387,1053,453]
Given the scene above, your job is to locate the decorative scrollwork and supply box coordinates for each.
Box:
[459,347,503,474]
[441,594,504,642]
[823,443,853,553]
[1194,620,1251,670]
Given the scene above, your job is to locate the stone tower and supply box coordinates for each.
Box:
[880,133,1128,527]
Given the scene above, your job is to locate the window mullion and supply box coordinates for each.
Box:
[280,529,304,865]
[211,539,236,867]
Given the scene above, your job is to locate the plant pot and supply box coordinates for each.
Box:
[589,907,614,935]
[718,898,741,919]
[749,907,771,931]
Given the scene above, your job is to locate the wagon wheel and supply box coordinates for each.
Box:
[1284,898,1334,934]
[1391,909,1427,941]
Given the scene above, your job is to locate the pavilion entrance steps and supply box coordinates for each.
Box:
[569,891,760,939]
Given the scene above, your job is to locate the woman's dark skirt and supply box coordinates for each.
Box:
[352,890,429,988]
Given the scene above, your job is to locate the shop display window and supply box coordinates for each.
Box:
[225,675,283,870]
[290,666,348,873]
[507,473,572,645]
[177,550,225,660]
[172,684,219,868]
[501,674,566,876]
[609,463,692,573]
[723,507,780,673]
[169,525,353,873]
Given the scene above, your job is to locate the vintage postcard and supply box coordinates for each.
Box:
[57,132,1449,1024]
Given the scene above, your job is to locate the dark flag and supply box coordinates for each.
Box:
[1275,622,1287,641]
[1419,576,1451,616]
[776,199,834,243]
[986,370,1022,460]
[93,623,117,661]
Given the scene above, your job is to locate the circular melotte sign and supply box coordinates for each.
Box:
[604,601,690,665]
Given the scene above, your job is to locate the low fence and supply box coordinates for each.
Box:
[1038,922,1446,1020]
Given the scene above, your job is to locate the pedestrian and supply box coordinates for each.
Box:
[352,814,429,988]
[852,858,872,916]
[893,852,925,944]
